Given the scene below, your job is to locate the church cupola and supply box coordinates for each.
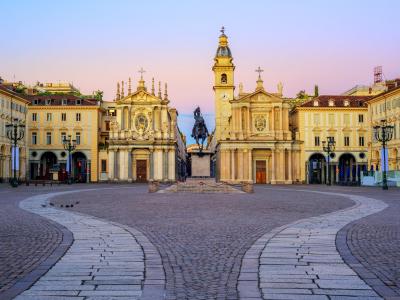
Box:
[215,26,232,58]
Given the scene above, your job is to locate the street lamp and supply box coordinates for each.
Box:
[373,119,394,190]
[6,118,25,187]
[63,135,76,185]
[322,137,336,186]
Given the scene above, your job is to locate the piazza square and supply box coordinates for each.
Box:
[1,1,400,300]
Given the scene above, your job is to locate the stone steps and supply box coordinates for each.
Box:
[158,179,243,194]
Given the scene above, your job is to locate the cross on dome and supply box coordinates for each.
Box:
[220,26,225,35]
[255,66,264,79]
[138,67,146,80]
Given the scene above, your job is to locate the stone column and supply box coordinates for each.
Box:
[238,149,243,181]
[119,150,128,180]
[128,151,133,180]
[231,149,235,182]
[168,149,175,181]
[288,149,292,182]
[163,149,169,181]
[271,108,275,131]
[280,150,285,181]
[149,150,154,180]
[108,151,115,180]
[271,150,276,183]
[280,107,283,130]
[248,150,252,182]
[247,107,251,135]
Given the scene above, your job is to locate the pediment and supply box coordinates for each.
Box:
[231,89,282,104]
[117,89,162,105]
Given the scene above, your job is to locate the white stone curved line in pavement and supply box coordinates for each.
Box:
[238,189,388,300]
[15,189,147,300]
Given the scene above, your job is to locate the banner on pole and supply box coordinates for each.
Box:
[380,147,389,172]
[11,146,19,171]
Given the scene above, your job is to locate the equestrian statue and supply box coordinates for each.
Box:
[191,106,209,153]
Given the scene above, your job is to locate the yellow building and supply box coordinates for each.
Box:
[0,85,29,182]
[367,86,400,171]
[107,76,186,182]
[210,29,301,184]
[25,95,101,182]
[34,82,79,94]
[291,95,372,184]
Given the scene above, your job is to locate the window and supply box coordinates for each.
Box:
[328,99,335,106]
[343,100,350,107]
[45,99,51,105]
[62,99,68,105]
[46,113,52,121]
[76,132,81,145]
[31,132,37,145]
[343,114,350,125]
[32,113,37,121]
[61,132,66,143]
[328,136,335,143]
[61,113,67,121]
[328,114,335,125]
[33,99,39,105]
[76,99,82,105]
[105,121,110,131]
[313,100,319,107]
[358,114,364,123]
[221,73,227,84]
[344,136,350,146]
[101,159,107,172]
[76,113,81,121]
[359,136,365,146]
[314,136,320,146]
[46,132,52,145]
[313,114,320,126]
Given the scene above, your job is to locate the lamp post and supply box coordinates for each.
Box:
[373,119,394,190]
[322,137,336,186]
[63,135,76,185]
[6,118,25,187]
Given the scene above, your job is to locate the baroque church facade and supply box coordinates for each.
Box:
[107,75,186,182]
[209,30,302,184]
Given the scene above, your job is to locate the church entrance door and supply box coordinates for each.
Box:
[255,160,266,184]
[136,160,147,182]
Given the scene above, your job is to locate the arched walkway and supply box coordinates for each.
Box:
[72,151,87,183]
[308,153,325,184]
[40,152,57,180]
[338,153,356,183]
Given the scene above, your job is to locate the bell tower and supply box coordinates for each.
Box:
[213,26,235,141]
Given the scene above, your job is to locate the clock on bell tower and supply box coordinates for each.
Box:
[213,26,235,141]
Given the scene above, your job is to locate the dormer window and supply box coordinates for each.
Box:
[313,100,319,107]
[76,99,82,105]
[45,99,52,105]
[328,99,335,107]
[33,99,39,105]
[344,100,350,107]
[62,99,68,106]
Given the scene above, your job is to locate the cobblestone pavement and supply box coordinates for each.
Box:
[335,187,400,299]
[53,185,354,300]
[15,189,150,300]
[238,187,388,300]
[0,185,80,299]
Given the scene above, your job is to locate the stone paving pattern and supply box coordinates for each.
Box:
[53,185,354,300]
[0,186,74,298]
[16,190,146,300]
[238,189,387,299]
[335,187,400,299]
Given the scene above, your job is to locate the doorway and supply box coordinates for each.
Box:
[136,159,147,182]
[255,160,266,184]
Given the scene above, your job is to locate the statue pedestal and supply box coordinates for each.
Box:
[190,150,212,177]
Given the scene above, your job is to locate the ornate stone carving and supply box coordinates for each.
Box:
[255,115,267,132]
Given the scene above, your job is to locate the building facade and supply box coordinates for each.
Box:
[209,30,301,184]
[291,95,371,184]
[367,86,400,171]
[25,95,101,182]
[0,86,29,182]
[107,76,186,182]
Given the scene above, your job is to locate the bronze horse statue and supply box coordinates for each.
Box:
[191,106,209,152]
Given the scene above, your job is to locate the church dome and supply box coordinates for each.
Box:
[216,45,232,57]
[215,28,232,58]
